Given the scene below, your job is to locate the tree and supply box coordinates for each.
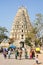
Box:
[33,13,43,46]
[25,37,32,47]
[0,26,8,43]
[25,29,36,47]
[25,13,43,47]
[34,13,43,38]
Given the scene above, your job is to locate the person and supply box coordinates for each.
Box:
[19,48,22,60]
[15,48,19,59]
[35,55,39,64]
[8,49,11,59]
[6,48,8,54]
[32,49,35,59]
[34,55,39,65]
[3,48,7,59]
[25,49,28,59]
[29,49,32,59]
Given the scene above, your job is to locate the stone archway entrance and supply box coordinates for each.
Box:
[20,41,24,48]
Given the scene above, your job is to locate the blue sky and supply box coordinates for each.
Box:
[0,0,43,35]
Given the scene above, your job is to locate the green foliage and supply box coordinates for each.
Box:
[25,13,43,47]
[35,38,39,46]
[34,38,41,47]
[25,37,32,47]
[25,28,36,47]
[0,26,8,43]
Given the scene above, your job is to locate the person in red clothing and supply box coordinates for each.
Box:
[29,49,32,59]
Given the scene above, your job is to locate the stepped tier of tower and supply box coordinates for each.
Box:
[10,7,33,45]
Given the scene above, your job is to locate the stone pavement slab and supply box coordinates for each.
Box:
[0,54,43,65]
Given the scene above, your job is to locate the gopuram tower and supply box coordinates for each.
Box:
[10,7,33,47]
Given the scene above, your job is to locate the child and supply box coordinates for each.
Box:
[34,55,39,65]
[35,55,39,64]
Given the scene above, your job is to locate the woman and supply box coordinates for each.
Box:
[19,48,22,60]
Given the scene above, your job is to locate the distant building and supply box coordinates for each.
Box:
[10,7,33,47]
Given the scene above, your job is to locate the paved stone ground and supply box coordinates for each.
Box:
[0,53,43,65]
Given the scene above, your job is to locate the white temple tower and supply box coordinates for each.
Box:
[10,7,33,47]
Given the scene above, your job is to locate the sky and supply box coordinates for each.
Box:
[0,0,43,35]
